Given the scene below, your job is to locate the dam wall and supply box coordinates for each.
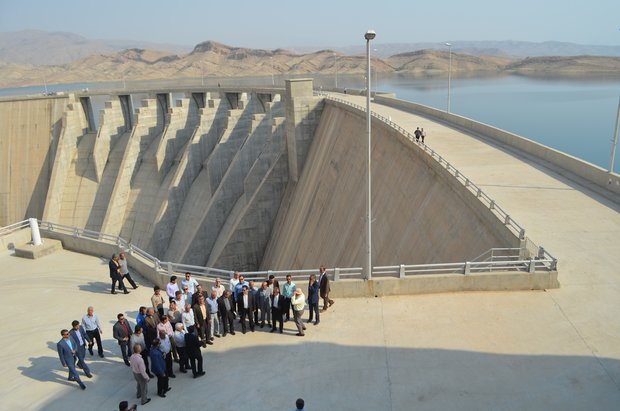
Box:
[261,99,520,270]
[0,95,67,226]
[374,95,620,201]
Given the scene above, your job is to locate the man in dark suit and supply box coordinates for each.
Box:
[109,254,129,295]
[238,285,255,333]
[193,295,212,347]
[270,286,286,333]
[307,274,320,325]
[143,308,160,354]
[113,313,133,366]
[149,338,170,398]
[69,320,93,377]
[57,329,86,390]
[191,284,208,306]
[218,290,236,336]
[319,265,334,311]
[184,326,205,378]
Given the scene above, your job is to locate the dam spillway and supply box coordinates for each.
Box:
[1,79,527,273]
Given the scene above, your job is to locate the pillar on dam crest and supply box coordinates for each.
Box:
[285,79,324,182]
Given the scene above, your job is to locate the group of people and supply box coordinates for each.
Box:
[58,262,335,406]
[414,126,426,143]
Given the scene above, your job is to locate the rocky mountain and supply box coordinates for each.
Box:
[1,39,620,89]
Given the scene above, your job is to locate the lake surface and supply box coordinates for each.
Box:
[322,74,620,173]
[3,75,619,172]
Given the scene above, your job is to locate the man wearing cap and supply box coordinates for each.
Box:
[291,289,307,337]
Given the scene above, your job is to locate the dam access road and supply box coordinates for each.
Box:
[2,91,620,411]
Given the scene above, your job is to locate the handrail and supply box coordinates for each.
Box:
[2,214,556,282]
[319,93,530,242]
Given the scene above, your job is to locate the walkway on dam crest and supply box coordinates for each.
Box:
[2,93,620,410]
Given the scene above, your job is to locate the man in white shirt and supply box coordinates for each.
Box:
[291,289,307,337]
[212,278,226,298]
[82,306,104,357]
[166,276,180,303]
[229,272,240,295]
[182,303,195,331]
[181,272,199,294]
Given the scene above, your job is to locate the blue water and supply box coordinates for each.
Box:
[375,76,620,173]
[3,76,620,172]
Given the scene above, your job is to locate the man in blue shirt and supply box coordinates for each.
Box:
[206,291,221,340]
[57,329,86,390]
[282,275,296,321]
[149,338,170,398]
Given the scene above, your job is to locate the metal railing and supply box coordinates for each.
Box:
[317,93,530,242]
[1,219,557,282]
[0,220,30,236]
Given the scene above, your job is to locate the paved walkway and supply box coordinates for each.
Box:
[3,94,620,410]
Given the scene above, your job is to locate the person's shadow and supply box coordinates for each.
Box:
[78,281,112,294]
[20,341,119,385]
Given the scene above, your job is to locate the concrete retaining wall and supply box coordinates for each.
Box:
[374,95,620,201]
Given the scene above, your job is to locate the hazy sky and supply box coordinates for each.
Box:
[1,0,619,48]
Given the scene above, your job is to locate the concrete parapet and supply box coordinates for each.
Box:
[374,95,620,203]
[330,271,559,298]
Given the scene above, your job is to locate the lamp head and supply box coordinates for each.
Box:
[365,30,376,41]
[445,42,452,47]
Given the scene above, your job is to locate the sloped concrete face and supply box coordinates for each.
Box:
[261,101,517,270]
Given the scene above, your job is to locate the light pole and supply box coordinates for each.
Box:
[270,57,275,86]
[365,29,376,280]
[445,42,452,113]
[333,52,338,88]
[609,97,620,174]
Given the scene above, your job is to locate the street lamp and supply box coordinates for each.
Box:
[270,57,275,86]
[609,97,620,174]
[365,29,375,280]
[445,42,452,113]
[333,52,338,88]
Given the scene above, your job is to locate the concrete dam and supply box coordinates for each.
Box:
[1,79,525,273]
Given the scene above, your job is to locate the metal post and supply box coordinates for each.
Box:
[365,30,376,280]
[334,52,338,88]
[271,57,275,86]
[445,43,452,113]
[609,96,620,174]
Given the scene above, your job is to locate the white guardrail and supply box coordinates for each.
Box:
[1,219,557,283]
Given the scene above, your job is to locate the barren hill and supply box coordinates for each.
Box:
[1,39,619,89]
